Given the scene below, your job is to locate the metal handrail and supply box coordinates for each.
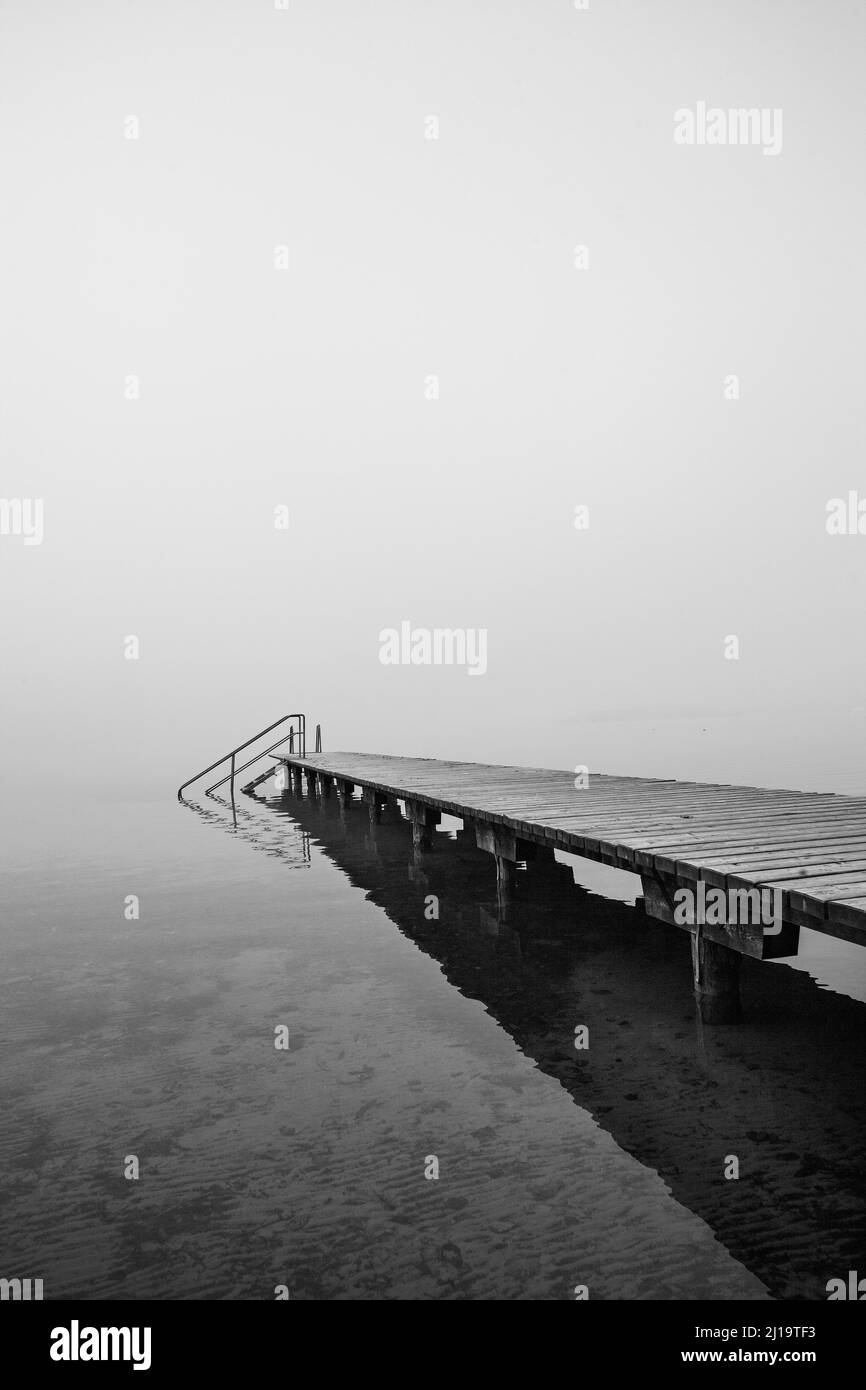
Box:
[204,717,309,795]
[205,727,300,794]
[177,715,306,824]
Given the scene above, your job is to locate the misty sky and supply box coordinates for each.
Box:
[2,0,864,801]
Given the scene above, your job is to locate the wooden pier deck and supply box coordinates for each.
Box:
[269,752,866,956]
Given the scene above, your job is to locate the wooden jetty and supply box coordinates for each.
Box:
[258,751,866,1022]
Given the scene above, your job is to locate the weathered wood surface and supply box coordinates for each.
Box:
[272,753,866,947]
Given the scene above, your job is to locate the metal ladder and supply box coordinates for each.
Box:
[240,724,324,796]
[177,714,308,825]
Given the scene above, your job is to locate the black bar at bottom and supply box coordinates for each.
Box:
[2,1298,862,1377]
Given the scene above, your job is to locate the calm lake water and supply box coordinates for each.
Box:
[1,781,864,1300]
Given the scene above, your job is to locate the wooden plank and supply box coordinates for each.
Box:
[726,870,866,918]
[692,850,866,887]
[547,805,866,835]
[628,823,866,860]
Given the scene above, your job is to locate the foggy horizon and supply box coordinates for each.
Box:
[2,0,865,803]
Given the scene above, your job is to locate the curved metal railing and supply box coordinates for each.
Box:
[177,714,306,824]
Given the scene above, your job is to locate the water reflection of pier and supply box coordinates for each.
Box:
[254,778,866,1303]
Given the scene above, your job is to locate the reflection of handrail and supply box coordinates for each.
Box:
[176,714,306,825]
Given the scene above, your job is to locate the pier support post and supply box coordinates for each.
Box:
[363,787,386,823]
[405,799,439,851]
[641,871,745,1023]
[336,780,354,824]
[473,822,535,917]
[691,931,742,1024]
[411,817,436,851]
[318,772,331,798]
[495,856,516,916]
